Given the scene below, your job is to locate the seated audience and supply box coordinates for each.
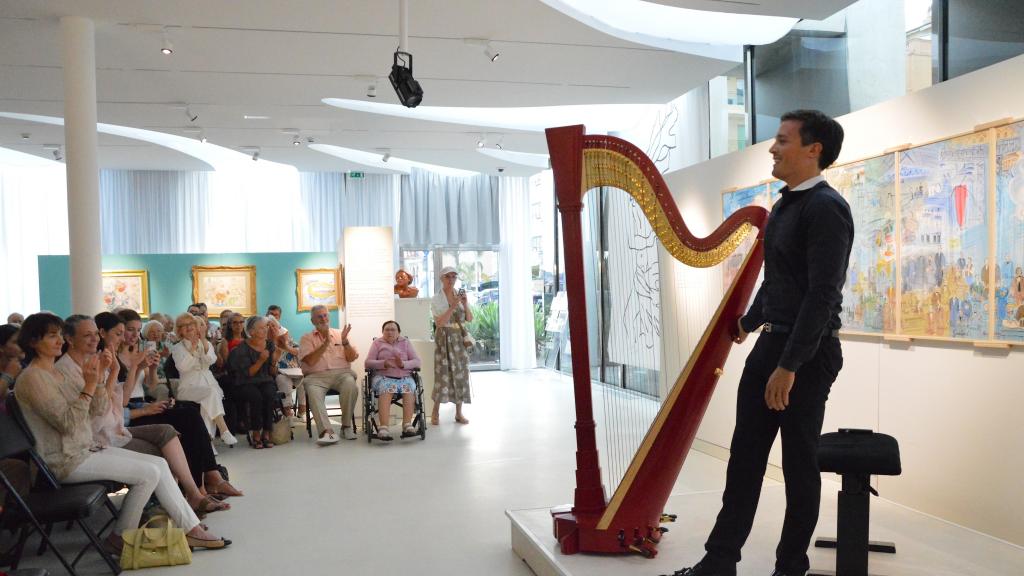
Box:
[14,313,230,552]
[6,312,24,325]
[227,316,280,448]
[364,320,421,439]
[299,305,359,445]
[97,312,242,499]
[115,309,161,404]
[58,315,229,517]
[267,306,304,415]
[141,319,172,399]
[1,323,23,410]
[265,315,297,418]
[172,313,236,445]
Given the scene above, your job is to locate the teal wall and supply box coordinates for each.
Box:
[38,252,339,336]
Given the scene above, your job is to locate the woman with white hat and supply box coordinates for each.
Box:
[430,266,472,425]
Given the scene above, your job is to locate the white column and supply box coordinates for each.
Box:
[61,16,103,314]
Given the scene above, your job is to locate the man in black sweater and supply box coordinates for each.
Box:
[674,110,853,576]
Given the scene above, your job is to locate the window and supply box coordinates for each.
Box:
[946,0,1024,80]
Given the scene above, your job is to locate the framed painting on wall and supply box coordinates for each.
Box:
[296,267,343,312]
[721,184,770,290]
[102,270,150,317]
[826,154,897,334]
[898,132,990,340]
[995,121,1024,342]
[191,265,257,316]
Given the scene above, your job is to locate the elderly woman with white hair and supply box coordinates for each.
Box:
[172,312,236,446]
[227,315,280,448]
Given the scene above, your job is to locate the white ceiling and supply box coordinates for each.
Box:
[0,0,855,176]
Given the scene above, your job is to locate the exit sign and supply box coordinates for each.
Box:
[349,171,364,178]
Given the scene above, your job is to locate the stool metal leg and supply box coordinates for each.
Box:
[836,474,870,576]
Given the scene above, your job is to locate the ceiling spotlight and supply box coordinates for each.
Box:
[306,136,315,144]
[389,51,423,108]
[200,134,208,144]
[252,151,259,161]
[382,150,392,162]
[495,142,503,150]
[477,134,486,148]
[20,133,30,141]
[185,106,198,123]
[485,45,500,62]
[160,29,173,55]
[367,83,377,98]
[292,135,302,147]
[52,148,63,161]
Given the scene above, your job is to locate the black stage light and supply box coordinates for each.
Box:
[389,51,423,108]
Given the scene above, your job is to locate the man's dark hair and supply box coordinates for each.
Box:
[267,305,281,314]
[17,312,64,362]
[116,308,142,324]
[780,109,844,170]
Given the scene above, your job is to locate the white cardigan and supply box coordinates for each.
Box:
[171,339,225,433]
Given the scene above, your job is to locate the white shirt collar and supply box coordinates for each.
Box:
[790,174,825,191]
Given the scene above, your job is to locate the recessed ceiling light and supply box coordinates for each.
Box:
[243,115,270,120]
[160,29,173,55]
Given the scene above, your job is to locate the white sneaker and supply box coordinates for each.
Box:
[220,430,238,446]
[343,427,358,441]
[402,424,418,436]
[377,426,392,440]
[316,430,339,445]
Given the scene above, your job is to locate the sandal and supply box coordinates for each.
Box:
[208,481,243,498]
[430,415,439,426]
[262,434,274,448]
[455,415,470,424]
[194,496,230,517]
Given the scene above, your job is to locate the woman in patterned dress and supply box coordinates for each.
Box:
[430,266,472,425]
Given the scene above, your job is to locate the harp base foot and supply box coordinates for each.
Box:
[551,509,665,557]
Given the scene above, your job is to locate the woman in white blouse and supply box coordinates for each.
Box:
[171,313,236,445]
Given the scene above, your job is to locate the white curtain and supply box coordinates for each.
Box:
[0,164,69,317]
[498,177,536,370]
[399,168,500,247]
[100,170,212,253]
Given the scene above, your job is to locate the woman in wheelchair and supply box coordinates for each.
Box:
[364,321,420,440]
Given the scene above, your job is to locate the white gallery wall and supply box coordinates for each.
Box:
[661,54,1024,546]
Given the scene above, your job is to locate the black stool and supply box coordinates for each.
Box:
[809,429,901,576]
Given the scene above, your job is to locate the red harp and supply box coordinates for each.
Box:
[547,125,769,557]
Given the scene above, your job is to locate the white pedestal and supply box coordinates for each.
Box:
[395,297,433,340]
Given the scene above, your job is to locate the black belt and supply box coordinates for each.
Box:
[763,322,840,339]
[129,396,145,403]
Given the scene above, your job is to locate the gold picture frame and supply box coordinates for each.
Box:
[102,270,150,318]
[296,267,343,312]
[191,265,257,316]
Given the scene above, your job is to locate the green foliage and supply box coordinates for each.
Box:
[534,303,548,352]
[467,302,500,360]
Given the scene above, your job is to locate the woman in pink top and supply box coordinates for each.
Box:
[364,321,421,439]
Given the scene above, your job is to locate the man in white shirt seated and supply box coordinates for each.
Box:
[298,305,359,444]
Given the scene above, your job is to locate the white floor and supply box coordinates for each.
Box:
[7,369,1024,575]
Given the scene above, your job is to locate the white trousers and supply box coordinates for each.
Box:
[63,447,199,534]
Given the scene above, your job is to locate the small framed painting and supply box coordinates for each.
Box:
[192,265,257,316]
[296,267,343,312]
[102,270,150,317]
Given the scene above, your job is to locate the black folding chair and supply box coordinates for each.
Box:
[0,403,122,575]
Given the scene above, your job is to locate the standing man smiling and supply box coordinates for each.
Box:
[674,110,853,576]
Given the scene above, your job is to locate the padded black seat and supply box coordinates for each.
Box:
[810,429,901,576]
[19,484,109,523]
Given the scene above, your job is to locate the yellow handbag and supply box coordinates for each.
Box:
[120,515,193,570]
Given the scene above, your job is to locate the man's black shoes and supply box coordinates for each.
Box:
[662,560,737,576]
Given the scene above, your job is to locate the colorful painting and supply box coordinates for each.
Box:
[296,267,343,312]
[995,121,1024,341]
[721,184,769,290]
[101,270,150,317]
[768,180,785,206]
[899,133,990,339]
[191,265,257,316]
[827,156,897,333]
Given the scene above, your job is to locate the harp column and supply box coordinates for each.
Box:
[547,125,605,516]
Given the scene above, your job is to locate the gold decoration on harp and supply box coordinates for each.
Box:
[582,148,752,268]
